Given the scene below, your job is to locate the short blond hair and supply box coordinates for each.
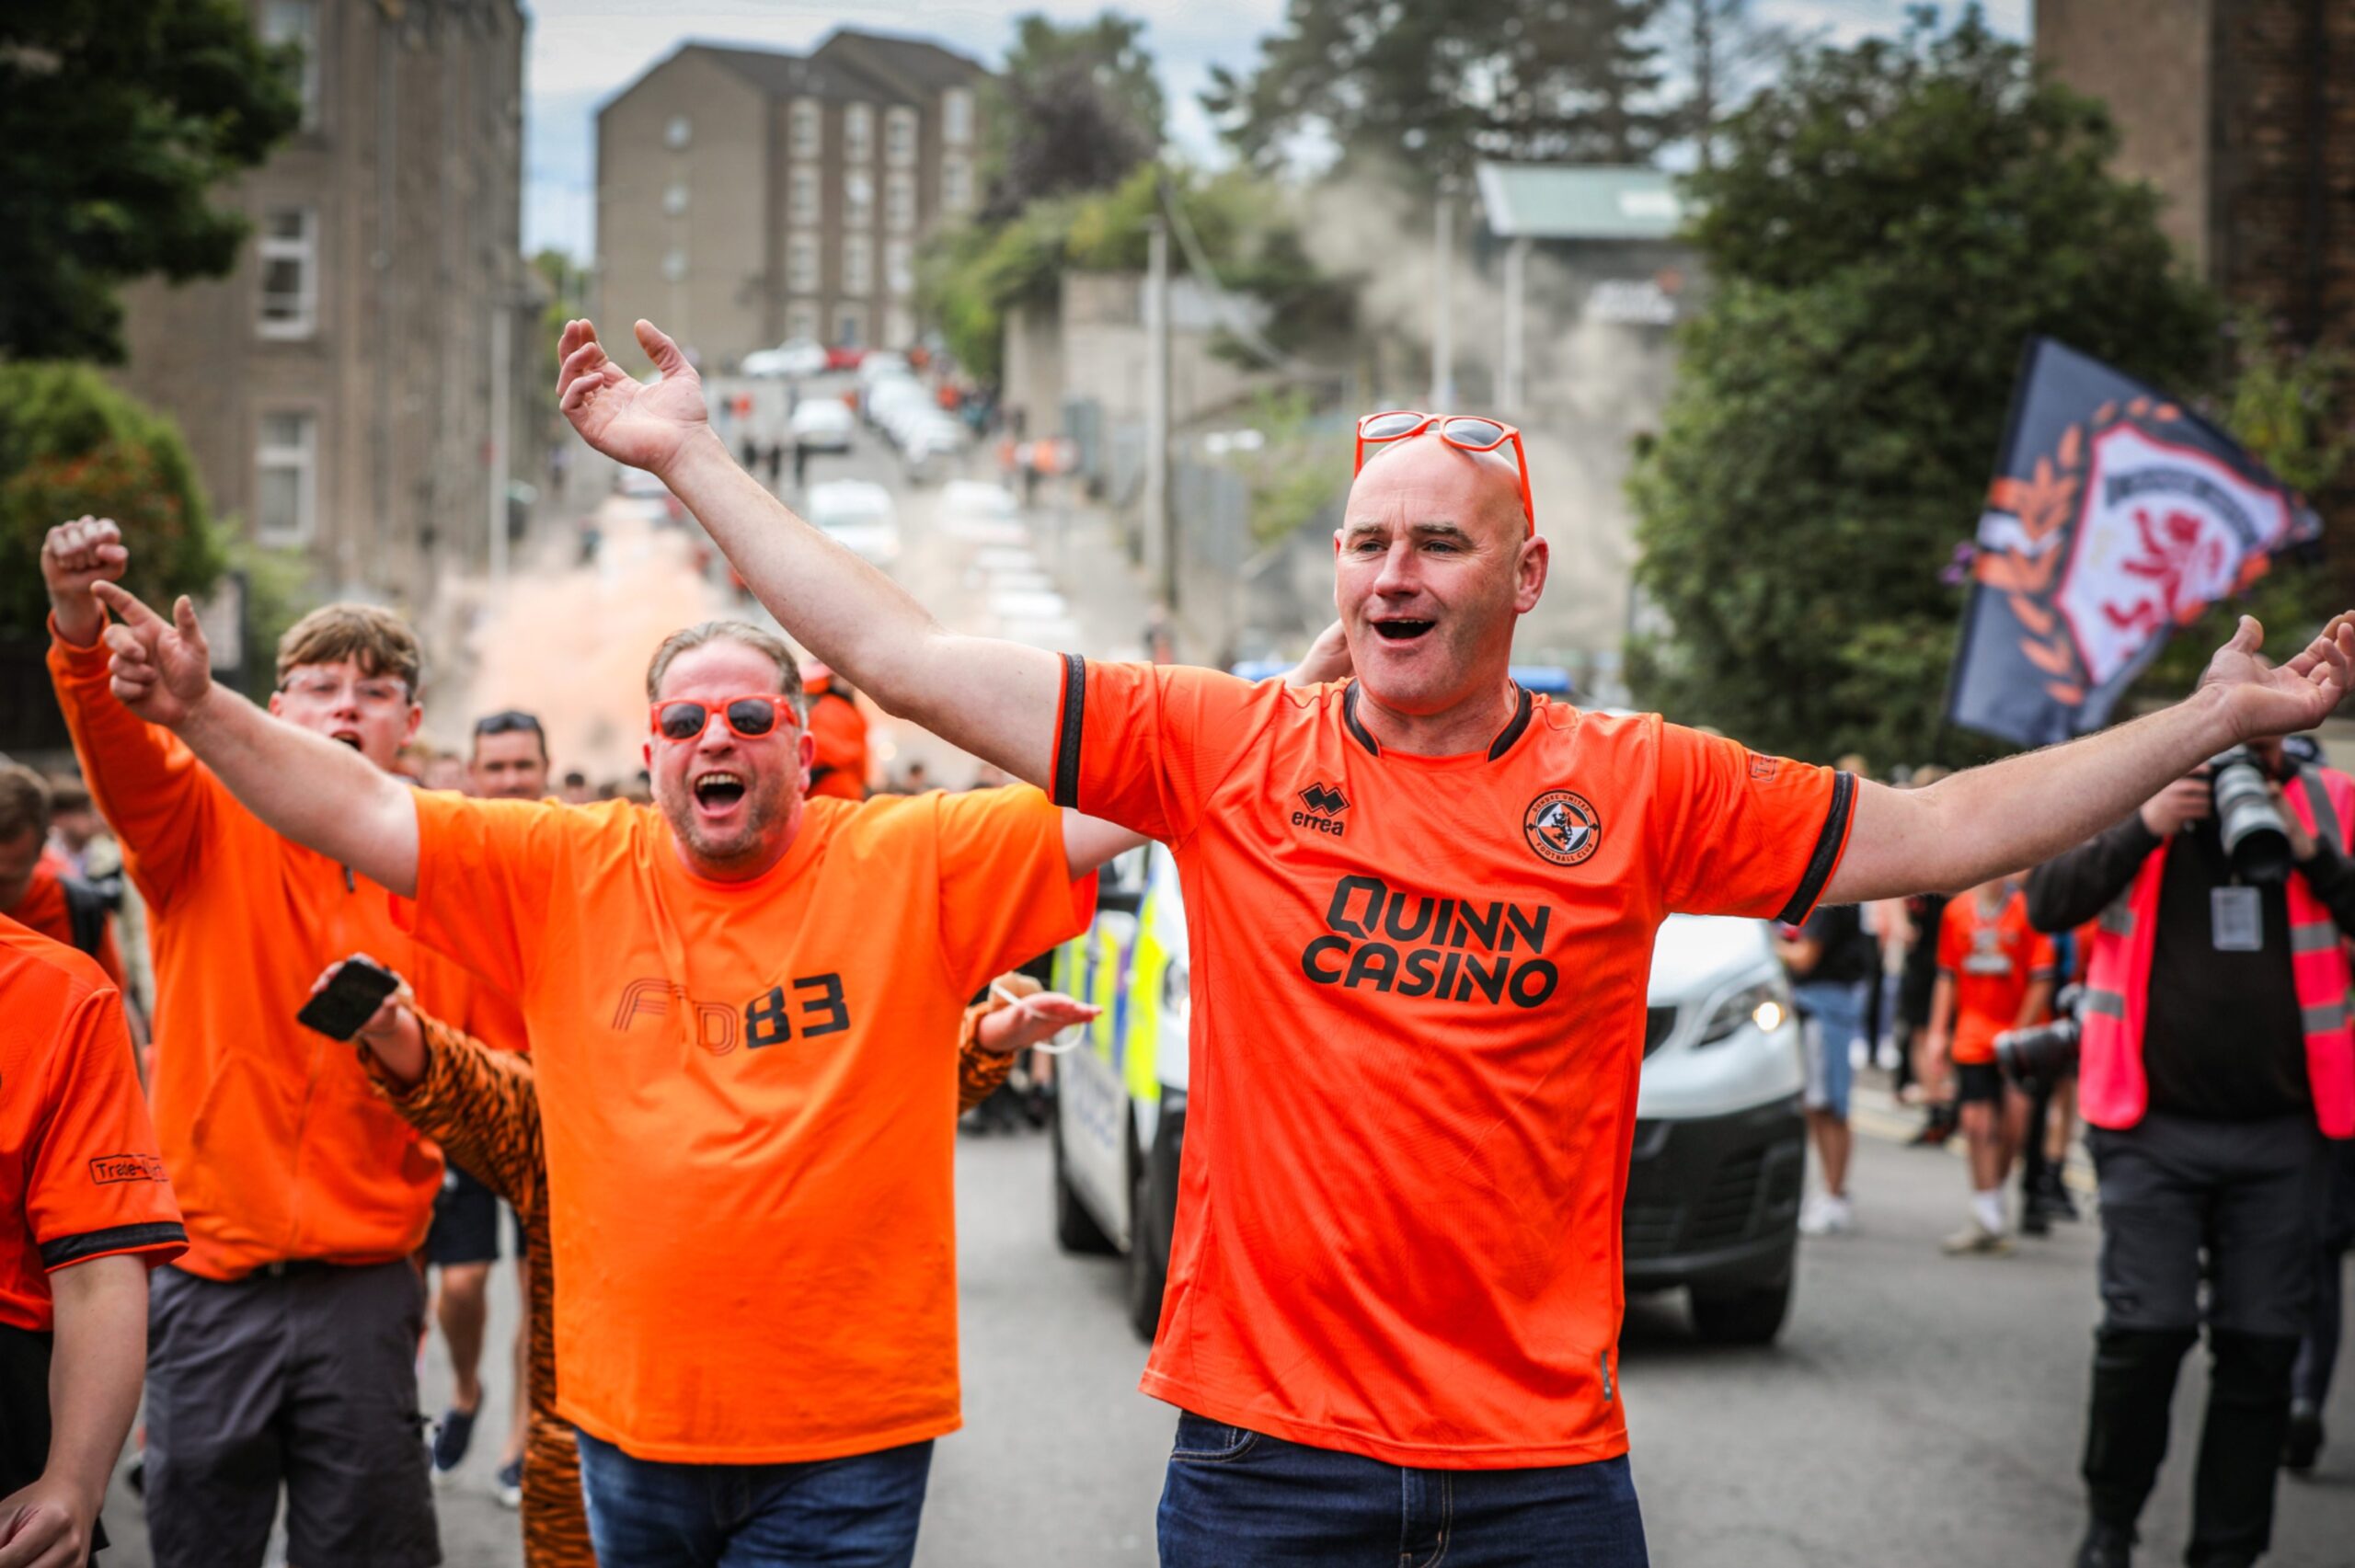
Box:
[644,622,807,718]
[276,604,422,697]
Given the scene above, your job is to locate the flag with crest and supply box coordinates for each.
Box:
[1946,338,2321,748]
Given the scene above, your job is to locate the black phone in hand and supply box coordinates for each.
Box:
[296,956,401,1041]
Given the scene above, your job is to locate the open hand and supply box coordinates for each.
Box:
[556,318,710,476]
[2199,613,2355,744]
[979,988,1101,1055]
[91,582,211,728]
[40,515,130,648]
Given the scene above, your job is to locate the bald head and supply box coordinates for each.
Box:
[1348,434,1528,546]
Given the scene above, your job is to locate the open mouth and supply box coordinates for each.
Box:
[331,731,363,750]
[693,772,748,810]
[1372,619,1435,643]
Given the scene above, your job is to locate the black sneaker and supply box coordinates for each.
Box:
[2021,1200,2052,1237]
[2074,1519,2134,1568]
[2284,1402,2324,1473]
[2039,1166,2082,1221]
[431,1403,478,1478]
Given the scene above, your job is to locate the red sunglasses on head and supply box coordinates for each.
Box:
[1353,411,1535,535]
[648,694,801,742]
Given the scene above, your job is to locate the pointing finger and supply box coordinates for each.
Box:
[90,579,166,628]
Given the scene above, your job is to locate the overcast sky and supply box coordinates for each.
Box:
[522,0,2031,258]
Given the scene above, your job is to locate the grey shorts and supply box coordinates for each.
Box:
[2088,1112,2330,1339]
[144,1259,440,1568]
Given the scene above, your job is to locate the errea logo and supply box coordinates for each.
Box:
[1292,782,1350,837]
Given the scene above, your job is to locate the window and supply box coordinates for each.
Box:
[837,309,864,349]
[790,98,821,158]
[256,413,317,546]
[885,239,913,297]
[844,103,873,164]
[661,249,687,284]
[942,155,972,215]
[663,181,689,216]
[842,233,872,297]
[787,300,822,342]
[885,306,914,350]
[789,165,819,224]
[885,107,918,166]
[942,87,973,146]
[665,115,692,150]
[787,234,819,292]
[844,172,873,230]
[257,207,317,338]
[260,0,320,130]
[886,171,914,233]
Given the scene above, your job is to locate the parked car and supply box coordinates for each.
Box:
[741,338,828,379]
[788,397,855,453]
[1050,678,1809,1348]
[802,479,900,566]
[823,345,867,372]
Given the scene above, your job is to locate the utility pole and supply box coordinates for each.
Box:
[488,294,511,588]
[1143,210,1174,614]
[1430,175,1456,410]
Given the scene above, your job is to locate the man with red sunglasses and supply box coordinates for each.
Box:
[69,589,1163,1566]
[520,315,2355,1563]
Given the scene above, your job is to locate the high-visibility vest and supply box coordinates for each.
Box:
[2079,765,2355,1138]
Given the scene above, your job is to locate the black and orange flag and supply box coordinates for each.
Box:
[1946,338,2321,748]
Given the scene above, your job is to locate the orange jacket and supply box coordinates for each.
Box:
[49,628,506,1279]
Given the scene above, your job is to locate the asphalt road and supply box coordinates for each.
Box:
[97,1112,2355,1567]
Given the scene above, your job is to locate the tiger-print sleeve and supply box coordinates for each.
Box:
[365,1013,546,1221]
[957,970,1044,1111]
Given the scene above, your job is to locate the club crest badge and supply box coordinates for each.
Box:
[1523,790,1601,867]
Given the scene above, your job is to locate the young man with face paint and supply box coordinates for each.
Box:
[40,517,524,1568]
[545,316,2355,1564]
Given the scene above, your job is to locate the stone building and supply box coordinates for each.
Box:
[2038,0,2354,573]
[110,0,536,612]
[594,29,987,369]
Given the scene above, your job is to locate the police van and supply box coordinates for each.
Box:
[1049,678,1812,1347]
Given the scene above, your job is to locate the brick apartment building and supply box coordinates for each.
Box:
[594,29,987,369]
[110,0,536,612]
[2038,0,2353,562]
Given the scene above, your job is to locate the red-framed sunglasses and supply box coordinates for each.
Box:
[648,694,802,742]
[1353,411,1535,535]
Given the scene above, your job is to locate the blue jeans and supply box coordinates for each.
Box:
[573,1428,932,1568]
[1157,1412,1649,1567]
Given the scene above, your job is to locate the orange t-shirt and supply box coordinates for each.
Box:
[1054,662,1855,1468]
[1,915,185,1333]
[804,680,868,801]
[1936,888,2056,1064]
[5,852,127,990]
[49,629,511,1279]
[401,785,1095,1463]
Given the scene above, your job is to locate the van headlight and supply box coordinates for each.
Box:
[1696,979,1791,1047]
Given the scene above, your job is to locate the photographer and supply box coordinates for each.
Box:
[2027,738,2355,1568]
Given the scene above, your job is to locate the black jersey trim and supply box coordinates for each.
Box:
[1053,654,1086,807]
[40,1220,188,1271]
[1775,770,1857,925]
[1341,682,1380,757]
[1487,684,1534,760]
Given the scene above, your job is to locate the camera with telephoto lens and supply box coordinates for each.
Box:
[1995,983,2083,1089]
[2209,746,2292,886]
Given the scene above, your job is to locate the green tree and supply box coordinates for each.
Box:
[1,0,302,362]
[0,363,226,640]
[1626,9,2218,766]
[1202,0,1672,186]
[982,11,1166,222]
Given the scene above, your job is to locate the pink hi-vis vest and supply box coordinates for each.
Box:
[2079,765,2355,1138]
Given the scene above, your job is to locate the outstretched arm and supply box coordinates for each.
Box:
[89,581,420,897]
[1824,614,2355,903]
[559,319,1063,786]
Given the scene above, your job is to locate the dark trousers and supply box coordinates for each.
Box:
[2292,1139,2355,1409]
[1157,1413,1648,1568]
[2082,1113,2328,1562]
